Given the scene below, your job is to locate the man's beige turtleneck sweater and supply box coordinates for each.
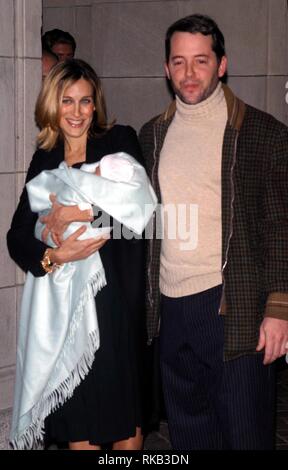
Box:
[159,82,227,298]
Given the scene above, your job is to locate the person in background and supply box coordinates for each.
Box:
[139,14,288,450]
[41,48,59,81]
[42,28,76,61]
[7,59,146,451]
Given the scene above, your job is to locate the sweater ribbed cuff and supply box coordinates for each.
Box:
[264,292,288,321]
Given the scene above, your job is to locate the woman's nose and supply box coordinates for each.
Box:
[72,102,81,116]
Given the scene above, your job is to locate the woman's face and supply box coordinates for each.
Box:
[59,78,95,142]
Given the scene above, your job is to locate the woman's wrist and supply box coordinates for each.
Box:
[40,248,62,273]
[46,247,63,266]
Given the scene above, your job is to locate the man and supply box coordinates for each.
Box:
[139,14,288,450]
[41,48,58,81]
[42,29,76,61]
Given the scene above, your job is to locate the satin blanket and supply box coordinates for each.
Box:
[10,152,157,449]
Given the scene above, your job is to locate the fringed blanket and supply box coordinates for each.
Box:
[10,152,157,449]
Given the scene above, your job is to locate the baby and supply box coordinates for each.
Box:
[11,152,157,450]
[32,152,137,247]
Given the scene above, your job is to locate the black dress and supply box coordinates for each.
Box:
[7,126,146,445]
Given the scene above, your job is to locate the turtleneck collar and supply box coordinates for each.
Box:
[175,82,226,122]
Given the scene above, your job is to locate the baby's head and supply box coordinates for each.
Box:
[96,154,134,182]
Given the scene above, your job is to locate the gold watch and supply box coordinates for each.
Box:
[40,249,59,274]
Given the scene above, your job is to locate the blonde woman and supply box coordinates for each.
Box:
[7,59,146,450]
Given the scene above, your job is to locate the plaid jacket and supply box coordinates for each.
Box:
[139,85,288,360]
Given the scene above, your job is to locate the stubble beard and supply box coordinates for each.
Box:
[173,77,220,106]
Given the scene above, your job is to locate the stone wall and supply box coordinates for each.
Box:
[43,0,288,130]
[0,0,42,448]
[0,0,287,450]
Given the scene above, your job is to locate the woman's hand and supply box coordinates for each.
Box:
[40,194,93,246]
[48,225,109,265]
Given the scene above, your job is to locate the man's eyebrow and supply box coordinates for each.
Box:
[170,53,210,59]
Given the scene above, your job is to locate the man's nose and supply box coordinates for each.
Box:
[186,62,196,77]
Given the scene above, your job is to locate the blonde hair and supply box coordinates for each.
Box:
[35,59,114,151]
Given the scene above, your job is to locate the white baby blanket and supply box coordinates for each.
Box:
[10,152,157,449]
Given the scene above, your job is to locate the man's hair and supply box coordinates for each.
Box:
[41,47,59,62]
[36,59,114,150]
[165,14,226,63]
[42,29,76,54]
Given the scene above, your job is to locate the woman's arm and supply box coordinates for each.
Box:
[40,194,93,246]
[47,225,109,265]
[7,151,49,276]
[39,129,143,245]
[7,151,107,276]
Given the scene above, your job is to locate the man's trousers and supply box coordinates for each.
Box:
[159,285,276,450]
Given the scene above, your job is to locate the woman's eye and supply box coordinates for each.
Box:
[62,98,72,104]
[81,98,93,104]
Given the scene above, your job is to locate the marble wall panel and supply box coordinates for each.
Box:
[0,59,15,173]
[0,368,15,412]
[15,59,41,172]
[0,175,16,288]
[43,0,90,6]
[102,77,172,132]
[267,76,288,125]
[178,0,269,76]
[227,76,267,113]
[42,5,75,39]
[16,0,42,58]
[0,0,14,57]
[0,288,16,369]
[91,1,178,77]
[267,0,288,75]
[75,6,92,63]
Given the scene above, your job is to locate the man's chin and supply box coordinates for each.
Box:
[177,93,203,106]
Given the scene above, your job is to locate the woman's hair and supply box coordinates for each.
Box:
[35,59,114,150]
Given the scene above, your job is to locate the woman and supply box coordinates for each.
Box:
[7,59,148,450]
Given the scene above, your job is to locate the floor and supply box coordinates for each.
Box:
[1,361,288,450]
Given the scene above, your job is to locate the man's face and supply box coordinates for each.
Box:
[52,42,74,61]
[42,55,58,81]
[165,32,227,105]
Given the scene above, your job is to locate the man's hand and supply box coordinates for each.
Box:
[40,194,93,246]
[256,317,288,365]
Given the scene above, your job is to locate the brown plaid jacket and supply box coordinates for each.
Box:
[139,85,288,360]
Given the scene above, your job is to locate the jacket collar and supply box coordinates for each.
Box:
[156,83,246,131]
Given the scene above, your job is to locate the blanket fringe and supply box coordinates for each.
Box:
[10,267,106,450]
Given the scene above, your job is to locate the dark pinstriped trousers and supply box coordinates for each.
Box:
[159,285,276,450]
